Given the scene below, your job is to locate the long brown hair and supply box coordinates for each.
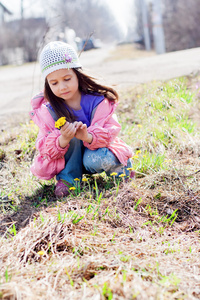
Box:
[44,68,118,122]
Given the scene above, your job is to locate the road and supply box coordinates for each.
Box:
[0,45,200,128]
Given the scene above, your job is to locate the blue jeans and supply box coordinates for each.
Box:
[56,137,132,184]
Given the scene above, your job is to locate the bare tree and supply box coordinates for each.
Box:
[0,17,48,65]
[51,0,121,42]
[134,0,200,53]
[22,18,48,62]
[134,0,143,41]
[0,21,22,65]
[133,0,153,48]
[162,0,200,52]
[0,0,121,65]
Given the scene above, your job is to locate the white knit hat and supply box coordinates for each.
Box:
[39,41,82,78]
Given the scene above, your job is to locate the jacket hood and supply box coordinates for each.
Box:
[31,91,45,109]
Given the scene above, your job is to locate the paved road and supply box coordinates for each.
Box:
[0,45,200,127]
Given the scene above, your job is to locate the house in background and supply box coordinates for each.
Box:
[0,2,12,24]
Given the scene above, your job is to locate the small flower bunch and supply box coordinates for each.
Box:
[64,53,72,63]
[55,117,66,129]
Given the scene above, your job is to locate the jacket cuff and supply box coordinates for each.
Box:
[45,131,69,159]
[55,136,70,152]
[83,128,111,150]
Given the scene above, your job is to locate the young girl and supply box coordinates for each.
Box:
[30,41,133,197]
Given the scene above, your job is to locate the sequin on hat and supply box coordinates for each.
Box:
[39,41,82,78]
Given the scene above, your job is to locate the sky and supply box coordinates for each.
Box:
[3,0,134,36]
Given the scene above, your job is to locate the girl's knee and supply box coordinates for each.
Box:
[83,149,101,173]
[83,148,120,174]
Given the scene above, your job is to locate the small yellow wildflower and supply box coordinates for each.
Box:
[69,187,76,190]
[55,117,66,129]
[164,159,172,163]
[93,187,96,190]
[137,124,142,128]
[74,178,80,181]
[132,155,139,159]
[127,167,133,171]
[82,178,87,182]
[119,174,126,178]
[136,150,141,155]
[37,251,45,256]
[110,172,117,176]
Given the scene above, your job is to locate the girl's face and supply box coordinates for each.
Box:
[47,68,80,104]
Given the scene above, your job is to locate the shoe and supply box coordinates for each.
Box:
[55,180,71,197]
[125,170,135,183]
[129,170,135,179]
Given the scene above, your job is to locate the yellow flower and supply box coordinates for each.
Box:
[82,178,87,182]
[143,155,147,158]
[110,172,117,176]
[37,251,45,256]
[164,159,172,163]
[136,150,141,155]
[119,174,126,177]
[127,167,133,171]
[55,117,66,129]
[69,187,76,190]
[132,155,139,159]
[137,124,142,128]
[74,178,80,181]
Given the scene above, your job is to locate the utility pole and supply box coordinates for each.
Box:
[152,0,166,54]
[141,0,151,51]
[21,0,25,62]
[21,0,24,19]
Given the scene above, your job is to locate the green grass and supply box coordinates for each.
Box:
[119,76,199,177]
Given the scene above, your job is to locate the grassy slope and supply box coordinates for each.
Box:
[0,73,200,299]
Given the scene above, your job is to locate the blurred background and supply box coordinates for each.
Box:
[0,0,200,66]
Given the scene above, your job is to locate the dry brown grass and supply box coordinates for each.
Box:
[0,191,200,299]
[106,43,156,61]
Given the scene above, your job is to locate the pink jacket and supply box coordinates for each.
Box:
[29,92,133,180]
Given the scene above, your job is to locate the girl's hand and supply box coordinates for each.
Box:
[74,121,93,143]
[59,121,76,148]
